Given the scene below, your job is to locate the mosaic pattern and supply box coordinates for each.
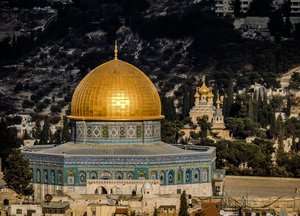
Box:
[74,121,161,144]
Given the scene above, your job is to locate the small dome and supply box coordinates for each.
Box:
[199,83,210,95]
[216,98,221,105]
[207,91,214,98]
[194,91,200,98]
[143,182,152,189]
[69,59,164,121]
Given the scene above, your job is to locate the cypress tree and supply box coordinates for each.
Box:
[224,78,234,117]
[182,89,190,118]
[179,190,189,216]
[188,86,195,109]
[286,96,292,117]
[62,116,71,143]
[247,100,254,121]
[39,115,50,145]
[32,120,41,139]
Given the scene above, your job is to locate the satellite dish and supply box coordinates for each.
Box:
[220,210,225,215]
[45,194,53,202]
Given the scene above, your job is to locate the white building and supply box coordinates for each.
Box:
[215,0,286,16]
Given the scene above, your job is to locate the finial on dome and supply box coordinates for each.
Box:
[114,40,118,60]
[202,75,206,83]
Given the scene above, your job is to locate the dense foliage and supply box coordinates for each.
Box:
[179,190,189,216]
[4,149,33,196]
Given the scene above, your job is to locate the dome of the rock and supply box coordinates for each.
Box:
[70,59,164,121]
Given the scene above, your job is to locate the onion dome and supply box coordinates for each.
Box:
[194,91,200,98]
[207,91,214,98]
[199,83,210,95]
[69,44,164,121]
[216,98,221,105]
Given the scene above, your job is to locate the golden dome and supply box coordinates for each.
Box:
[199,83,210,95]
[207,91,214,98]
[216,98,221,105]
[194,91,200,98]
[69,59,164,121]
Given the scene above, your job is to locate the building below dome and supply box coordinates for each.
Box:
[22,50,223,210]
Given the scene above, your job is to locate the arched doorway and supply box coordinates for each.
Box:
[3,199,9,206]
[95,186,108,194]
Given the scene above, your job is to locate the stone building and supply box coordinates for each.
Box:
[189,77,229,138]
[22,46,220,203]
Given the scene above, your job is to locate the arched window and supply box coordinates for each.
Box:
[127,172,134,179]
[186,169,192,183]
[43,169,48,184]
[58,170,63,184]
[116,172,123,180]
[150,171,157,180]
[177,170,183,184]
[67,170,75,185]
[139,171,145,180]
[90,171,97,180]
[201,169,208,182]
[79,172,86,184]
[160,171,164,184]
[100,171,112,180]
[37,169,41,183]
[168,171,174,184]
[51,170,55,184]
[194,170,200,183]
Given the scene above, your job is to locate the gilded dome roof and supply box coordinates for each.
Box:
[199,83,210,95]
[69,59,164,121]
[207,91,214,98]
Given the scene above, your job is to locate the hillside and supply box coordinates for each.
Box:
[0,0,300,115]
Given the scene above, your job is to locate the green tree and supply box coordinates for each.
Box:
[290,72,300,90]
[4,149,33,196]
[50,105,62,114]
[283,17,293,38]
[62,116,71,143]
[153,207,159,216]
[161,96,177,121]
[161,121,182,143]
[179,190,189,216]
[197,115,212,139]
[182,89,190,118]
[268,10,284,37]
[0,119,23,167]
[270,96,285,112]
[39,115,50,144]
[223,78,234,117]
[32,120,42,139]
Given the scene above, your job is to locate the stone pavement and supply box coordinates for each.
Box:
[225,175,300,199]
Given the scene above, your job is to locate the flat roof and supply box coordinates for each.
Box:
[225,175,300,199]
